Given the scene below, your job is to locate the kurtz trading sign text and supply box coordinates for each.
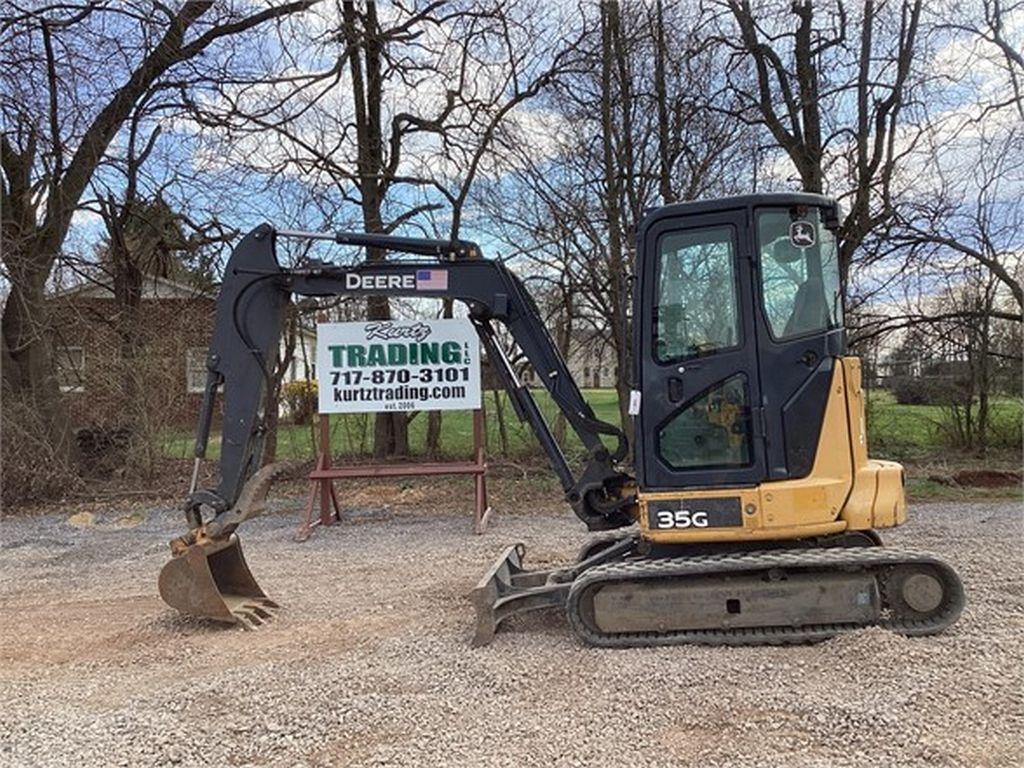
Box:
[316,319,482,414]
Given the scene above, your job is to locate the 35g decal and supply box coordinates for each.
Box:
[655,509,709,529]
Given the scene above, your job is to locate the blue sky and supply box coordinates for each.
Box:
[48,1,1021,311]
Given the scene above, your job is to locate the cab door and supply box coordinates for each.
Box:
[635,207,767,490]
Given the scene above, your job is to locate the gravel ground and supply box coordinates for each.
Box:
[0,496,1021,767]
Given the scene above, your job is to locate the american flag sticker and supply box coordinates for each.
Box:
[416,269,448,291]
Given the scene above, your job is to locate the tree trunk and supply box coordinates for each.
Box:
[492,387,509,457]
[652,0,675,205]
[343,0,408,459]
[425,411,442,458]
[976,285,994,456]
[111,242,150,475]
[108,227,145,429]
[553,293,572,445]
[263,307,299,465]
[263,403,280,464]
[425,299,455,457]
[599,1,635,452]
[1,250,74,465]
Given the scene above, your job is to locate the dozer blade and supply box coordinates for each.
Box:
[469,536,638,646]
[469,543,570,647]
[158,534,279,628]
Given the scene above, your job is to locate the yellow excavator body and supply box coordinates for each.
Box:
[638,357,906,546]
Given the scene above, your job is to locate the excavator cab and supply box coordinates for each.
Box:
[159,193,964,647]
[636,196,843,493]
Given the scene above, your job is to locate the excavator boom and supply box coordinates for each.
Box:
[160,225,637,626]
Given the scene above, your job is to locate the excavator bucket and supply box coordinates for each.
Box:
[159,463,292,627]
[158,534,279,628]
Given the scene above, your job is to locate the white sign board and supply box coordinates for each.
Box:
[317,319,481,414]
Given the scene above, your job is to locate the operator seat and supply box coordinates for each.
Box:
[784,276,829,337]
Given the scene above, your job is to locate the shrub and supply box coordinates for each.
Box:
[988,406,1024,451]
[889,375,963,406]
[282,380,318,425]
[75,426,132,478]
[890,376,927,405]
[1,396,82,507]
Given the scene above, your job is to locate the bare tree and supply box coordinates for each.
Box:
[889,132,1023,314]
[1,0,315,472]
[478,1,752,448]
[718,0,929,283]
[936,0,1024,119]
[414,5,586,456]
[186,0,583,458]
[846,3,1023,348]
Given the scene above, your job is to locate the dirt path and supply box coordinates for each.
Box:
[1,499,1021,767]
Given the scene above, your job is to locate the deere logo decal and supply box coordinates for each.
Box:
[789,221,815,248]
[344,273,416,290]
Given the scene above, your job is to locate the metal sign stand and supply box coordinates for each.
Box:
[295,409,493,541]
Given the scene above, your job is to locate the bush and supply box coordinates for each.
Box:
[889,375,963,406]
[282,380,318,425]
[890,376,927,405]
[988,406,1024,451]
[75,426,132,478]
[1,396,82,507]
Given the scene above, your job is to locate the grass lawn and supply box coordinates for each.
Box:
[162,389,623,463]
[866,389,1023,460]
[163,388,1021,501]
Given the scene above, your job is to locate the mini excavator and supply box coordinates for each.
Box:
[158,193,965,647]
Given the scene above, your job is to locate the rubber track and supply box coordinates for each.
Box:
[566,547,966,648]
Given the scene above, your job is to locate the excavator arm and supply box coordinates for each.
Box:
[160,223,636,628]
[188,224,635,539]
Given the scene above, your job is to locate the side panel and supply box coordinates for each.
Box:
[840,357,907,531]
[637,357,909,545]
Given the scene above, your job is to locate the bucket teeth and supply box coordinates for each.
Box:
[232,600,280,629]
[218,601,279,629]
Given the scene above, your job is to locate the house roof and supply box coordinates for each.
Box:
[50,274,212,301]
[51,274,318,342]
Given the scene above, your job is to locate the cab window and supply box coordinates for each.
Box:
[655,226,739,362]
[658,374,753,469]
[756,209,842,339]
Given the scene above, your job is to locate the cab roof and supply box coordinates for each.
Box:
[639,192,837,233]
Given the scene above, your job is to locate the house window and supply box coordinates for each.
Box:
[186,348,207,393]
[55,346,85,392]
